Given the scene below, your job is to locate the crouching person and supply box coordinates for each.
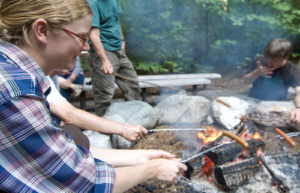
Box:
[243,38,300,124]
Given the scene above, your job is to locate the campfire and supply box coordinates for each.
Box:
[189,125,264,189]
[180,114,295,193]
[129,97,300,193]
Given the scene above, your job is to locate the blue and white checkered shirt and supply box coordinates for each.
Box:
[0,40,115,193]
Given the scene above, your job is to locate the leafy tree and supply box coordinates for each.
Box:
[119,0,300,74]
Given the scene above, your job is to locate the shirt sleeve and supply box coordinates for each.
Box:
[70,56,83,76]
[47,75,67,103]
[290,64,300,88]
[0,95,115,192]
[88,0,101,28]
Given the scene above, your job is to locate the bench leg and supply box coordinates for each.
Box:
[80,91,86,110]
[193,85,197,95]
[141,88,147,102]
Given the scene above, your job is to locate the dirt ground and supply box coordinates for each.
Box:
[125,68,300,193]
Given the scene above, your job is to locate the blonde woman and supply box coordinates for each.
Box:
[0,0,186,192]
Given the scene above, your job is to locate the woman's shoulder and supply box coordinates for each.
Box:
[0,61,43,105]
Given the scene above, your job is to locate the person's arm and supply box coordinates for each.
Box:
[89,147,187,193]
[113,158,186,193]
[57,76,76,90]
[120,25,125,51]
[58,58,82,89]
[290,86,300,124]
[50,99,148,141]
[243,60,274,85]
[90,147,179,167]
[89,27,113,74]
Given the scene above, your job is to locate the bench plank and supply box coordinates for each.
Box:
[138,78,210,88]
[79,73,221,110]
[138,73,221,80]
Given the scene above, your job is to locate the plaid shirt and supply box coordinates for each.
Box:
[0,41,115,193]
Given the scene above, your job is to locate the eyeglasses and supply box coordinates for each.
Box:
[61,28,89,46]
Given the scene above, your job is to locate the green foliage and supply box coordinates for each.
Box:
[119,0,300,74]
[135,61,166,74]
[273,1,300,35]
[80,58,89,72]
[237,57,252,70]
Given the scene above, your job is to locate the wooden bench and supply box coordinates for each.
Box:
[79,73,221,110]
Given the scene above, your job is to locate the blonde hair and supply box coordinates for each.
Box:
[0,0,92,46]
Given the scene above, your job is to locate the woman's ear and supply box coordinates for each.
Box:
[32,19,49,45]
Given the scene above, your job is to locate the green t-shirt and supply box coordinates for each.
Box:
[87,0,123,51]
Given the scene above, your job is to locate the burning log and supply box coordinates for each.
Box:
[205,139,265,165]
[214,157,260,190]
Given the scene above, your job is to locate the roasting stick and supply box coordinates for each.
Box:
[278,131,300,139]
[259,156,290,193]
[148,128,206,133]
[275,128,296,147]
[149,129,249,148]
[181,143,226,163]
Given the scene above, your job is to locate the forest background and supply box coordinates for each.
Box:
[111,0,300,75]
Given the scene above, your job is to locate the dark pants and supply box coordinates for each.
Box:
[88,50,140,116]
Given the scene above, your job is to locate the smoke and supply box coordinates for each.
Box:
[120,0,292,73]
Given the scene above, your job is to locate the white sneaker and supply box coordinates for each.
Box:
[80,51,89,58]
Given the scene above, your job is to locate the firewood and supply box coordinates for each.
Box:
[214,157,260,190]
[206,139,265,165]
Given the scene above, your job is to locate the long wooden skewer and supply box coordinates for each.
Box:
[148,128,206,133]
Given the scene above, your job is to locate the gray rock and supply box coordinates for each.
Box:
[212,96,249,130]
[82,130,112,149]
[104,100,158,128]
[250,101,295,127]
[104,100,158,149]
[154,94,211,125]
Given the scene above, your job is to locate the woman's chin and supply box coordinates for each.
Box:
[67,62,76,70]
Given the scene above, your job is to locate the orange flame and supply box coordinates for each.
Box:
[241,130,246,141]
[241,149,248,158]
[197,127,222,145]
[257,147,265,159]
[203,156,214,176]
[253,132,261,139]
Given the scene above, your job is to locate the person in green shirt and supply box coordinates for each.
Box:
[87,0,140,116]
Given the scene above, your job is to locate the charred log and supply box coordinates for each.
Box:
[234,118,256,136]
[206,139,265,165]
[214,157,260,190]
